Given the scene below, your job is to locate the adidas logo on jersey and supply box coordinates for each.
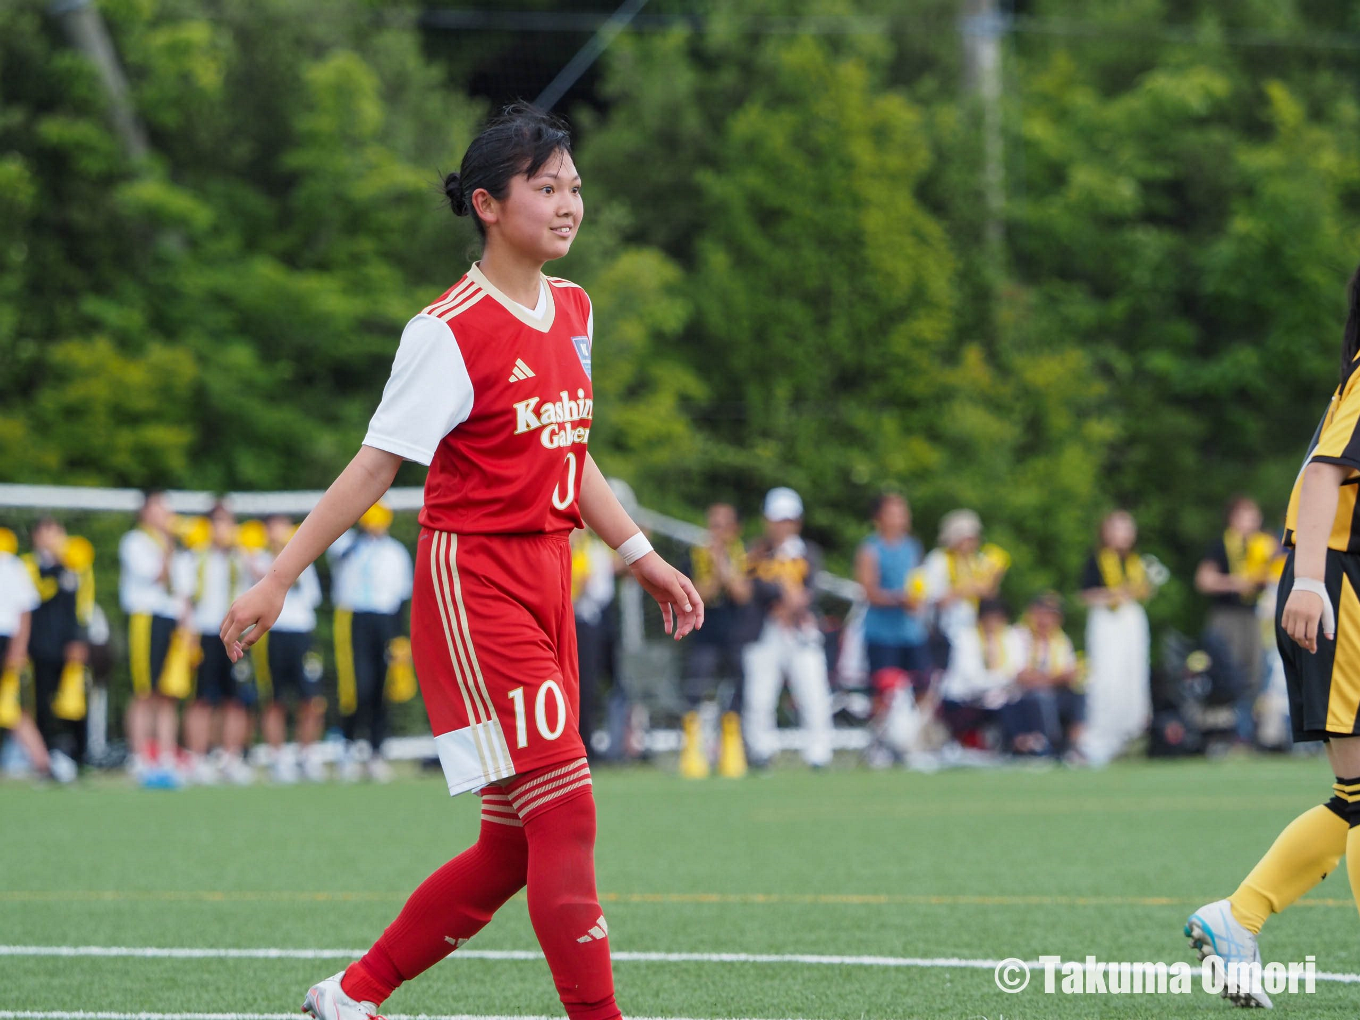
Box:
[508,358,536,383]
[575,915,609,944]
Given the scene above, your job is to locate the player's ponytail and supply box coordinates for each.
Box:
[443,172,469,217]
[445,102,573,240]
[1343,262,1360,383]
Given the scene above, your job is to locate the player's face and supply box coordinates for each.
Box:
[266,518,292,548]
[877,496,909,535]
[35,522,65,555]
[707,504,738,540]
[211,513,235,548]
[1104,513,1136,551]
[142,496,170,532]
[1230,502,1262,535]
[497,150,583,263]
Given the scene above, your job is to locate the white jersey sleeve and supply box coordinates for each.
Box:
[363,314,475,466]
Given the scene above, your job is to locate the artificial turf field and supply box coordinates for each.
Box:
[4,755,1360,1019]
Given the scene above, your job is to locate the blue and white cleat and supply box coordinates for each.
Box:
[301,971,385,1020]
[1185,899,1273,1008]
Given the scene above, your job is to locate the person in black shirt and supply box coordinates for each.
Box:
[677,503,752,778]
[22,518,92,766]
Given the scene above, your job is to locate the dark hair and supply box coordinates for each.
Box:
[443,103,573,239]
[1343,264,1360,382]
[978,597,1010,620]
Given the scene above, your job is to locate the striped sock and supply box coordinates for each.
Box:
[509,759,621,1020]
[341,796,529,1006]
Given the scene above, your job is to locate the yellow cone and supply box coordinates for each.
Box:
[717,711,748,778]
[678,711,710,779]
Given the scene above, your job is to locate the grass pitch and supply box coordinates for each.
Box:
[3,755,1359,1019]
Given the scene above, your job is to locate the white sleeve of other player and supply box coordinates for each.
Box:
[363,314,475,466]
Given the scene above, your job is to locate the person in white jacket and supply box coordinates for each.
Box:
[1078,510,1153,765]
[938,598,1023,748]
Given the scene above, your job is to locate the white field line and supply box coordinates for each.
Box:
[0,1014,827,1020]
[2,945,1360,985]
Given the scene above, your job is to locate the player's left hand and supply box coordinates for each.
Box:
[1283,587,1331,654]
[630,552,704,639]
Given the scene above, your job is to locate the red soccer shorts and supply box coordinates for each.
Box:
[412,529,586,795]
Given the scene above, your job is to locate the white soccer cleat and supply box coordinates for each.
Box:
[1185,899,1273,1008]
[301,971,384,1020]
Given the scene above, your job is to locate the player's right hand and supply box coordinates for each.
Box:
[1282,588,1327,654]
[219,578,286,662]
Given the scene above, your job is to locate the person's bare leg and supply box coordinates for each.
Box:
[222,702,248,755]
[184,700,212,755]
[157,696,183,760]
[127,696,150,759]
[298,697,325,747]
[12,714,51,775]
[263,703,286,748]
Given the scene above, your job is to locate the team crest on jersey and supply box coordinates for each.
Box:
[571,336,592,379]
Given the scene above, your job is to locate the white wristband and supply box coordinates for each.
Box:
[1293,577,1337,638]
[617,532,653,566]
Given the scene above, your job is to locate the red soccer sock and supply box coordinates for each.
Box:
[508,759,621,1020]
[341,791,529,1007]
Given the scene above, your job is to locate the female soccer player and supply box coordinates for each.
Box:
[221,104,703,1020]
[1185,265,1360,1009]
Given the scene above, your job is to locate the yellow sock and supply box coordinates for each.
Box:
[1229,804,1347,934]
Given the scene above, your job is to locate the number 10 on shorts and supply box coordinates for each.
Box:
[508,680,568,748]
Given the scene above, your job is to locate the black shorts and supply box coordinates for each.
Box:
[129,613,178,698]
[1278,549,1360,742]
[255,630,322,703]
[196,635,256,707]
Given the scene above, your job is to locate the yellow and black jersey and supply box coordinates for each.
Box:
[1285,363,1360,552]
[22,551,93,660]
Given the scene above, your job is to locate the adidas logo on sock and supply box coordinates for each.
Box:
[508,358,536,383]
[444,936,470,950]
[575,915,608,944]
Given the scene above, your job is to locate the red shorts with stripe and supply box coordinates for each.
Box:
[413,528,585,796]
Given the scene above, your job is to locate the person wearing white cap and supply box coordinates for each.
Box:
[740,487,833,769]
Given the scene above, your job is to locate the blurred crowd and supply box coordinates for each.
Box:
[0,489,1294,785]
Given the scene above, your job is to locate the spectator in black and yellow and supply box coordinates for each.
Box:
[1195,495,1277,743]
[22,518,94,770]
[1001,593,1085,760]
[676,503,752,779]
[173,502,255,785]
[120,490,188,784]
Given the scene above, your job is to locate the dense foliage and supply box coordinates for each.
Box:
[5,0,1360,631]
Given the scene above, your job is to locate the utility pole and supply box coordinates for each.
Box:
[49,0,150,164]
[961,0,1006,264]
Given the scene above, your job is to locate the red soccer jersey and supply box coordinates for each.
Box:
[363,263,594,535]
